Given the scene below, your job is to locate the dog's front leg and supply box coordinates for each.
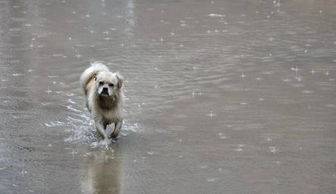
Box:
[110,119,123,138]
[94,121,109,144]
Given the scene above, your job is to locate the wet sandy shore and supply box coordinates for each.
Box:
[0,0,335,193]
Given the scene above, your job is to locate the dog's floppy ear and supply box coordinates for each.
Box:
[115,72,123,89]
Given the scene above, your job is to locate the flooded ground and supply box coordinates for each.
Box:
[0,0,335,193]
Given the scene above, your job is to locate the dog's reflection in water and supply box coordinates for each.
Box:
[81,150,121,194]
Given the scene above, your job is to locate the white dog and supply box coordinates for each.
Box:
[80,62,124,143]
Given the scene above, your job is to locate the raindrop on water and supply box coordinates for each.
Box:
[207,111,216,119]
[206,178,217,182]
[325,71,329,76]
[269,146,277,153]
[311,69,315,74]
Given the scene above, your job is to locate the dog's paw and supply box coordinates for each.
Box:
[110,121,122,139]
[110,130,120,139]
[90,139,112,149]
[101,139,111,147]
[90,141,99,148]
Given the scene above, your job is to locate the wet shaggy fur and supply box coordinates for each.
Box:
[80,62,124,141]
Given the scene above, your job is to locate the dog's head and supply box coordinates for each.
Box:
[95,71,123,98]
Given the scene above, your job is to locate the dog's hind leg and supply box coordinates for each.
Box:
[111,120,122,138]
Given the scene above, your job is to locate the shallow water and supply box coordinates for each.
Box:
[0,0,335,193]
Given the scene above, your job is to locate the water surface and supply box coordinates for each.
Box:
[0,0,335,193]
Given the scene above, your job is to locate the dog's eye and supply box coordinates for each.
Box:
[109,83,114,87]
[99,81,104,85]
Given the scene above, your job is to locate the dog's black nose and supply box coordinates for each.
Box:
[102,87,108,94]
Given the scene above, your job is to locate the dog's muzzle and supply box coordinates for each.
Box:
[101,87,109,96]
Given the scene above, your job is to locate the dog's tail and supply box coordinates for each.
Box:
[80,62,109,94]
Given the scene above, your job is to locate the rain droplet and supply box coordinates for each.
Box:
[311,69,315,74]
[235,144,244,152]
[207,111,216,119]
[200,165,208,169]
[208,13,225,18]
[269,146,277,153]
[325,71,329,76]
[206,178,217,182]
